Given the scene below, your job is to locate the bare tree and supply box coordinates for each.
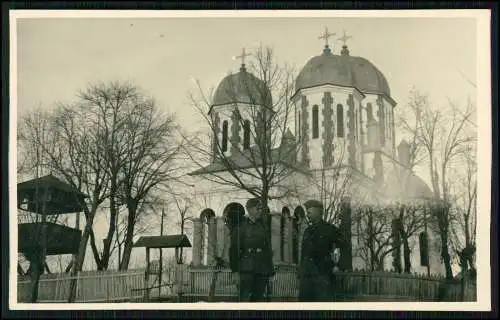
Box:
[76,81,139,271]
[170,195,194,264]
[17,109,64,302]
[33,104,111,302]
[450,142,477,274]
[24,81,184,297]
[48,81,185,272]
[312,140,352,225]
[17,108,55,179]
[114,92,185,270]
[185,44,302,211]
[401,88,476,279]
[389,89,433,273]
[388,202,426,273]
[110,206,128,269]
[106,198,160,269]
[353,205,397,271]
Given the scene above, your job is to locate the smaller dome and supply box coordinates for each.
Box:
[406,174,433,199]
[212,66,272,107]
[383,171,433,200]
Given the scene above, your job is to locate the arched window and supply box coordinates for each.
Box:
[298,111,302,141]
[387,108,390,141]
[389,108,393,141]
[292,218,298,264]
[419,231,429,267]
[312,105,319,139]
[200,209,215,266]
[222,120,228,152]
[354,109,358,142]
[202,222,208,265]
[280,207,290,262]
[337,104,344,138]
[243,119,251,150]
[223,202,245,263]
[292,206,305,264]
[280,215,285,261]
[366,103,373,121]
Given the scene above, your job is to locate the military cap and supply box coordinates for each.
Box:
[304,199,324,211]
[246,197,261,209]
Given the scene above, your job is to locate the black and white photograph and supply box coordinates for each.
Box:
[9,10,491,310]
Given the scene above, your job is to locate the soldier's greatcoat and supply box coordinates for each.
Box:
[229,215,274,301]
[298,219,343,302]
[229,215,274,276]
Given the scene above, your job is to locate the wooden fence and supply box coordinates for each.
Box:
[17,269,145,303]
[184,266,476,302]
[17,265,476,303]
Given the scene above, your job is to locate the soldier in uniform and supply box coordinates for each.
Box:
[298,199,345,302]
[229,198,275,302]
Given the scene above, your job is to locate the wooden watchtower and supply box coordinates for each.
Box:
[17,174,88,302]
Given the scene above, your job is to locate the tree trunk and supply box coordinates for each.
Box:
[67,223,91,302]
[464,212,471,252]
[376,258,385,271]
[29,244,45,303]
[441,230,453,279]
[29,259,42,303]
[119,232,134,270]
[391,218,402,273]
[101,182,118,270]
[89,228,104,270]
[179,219,185,264]
[439,208,453,279]
[339,199,352,271]
[402,236,412,273]
[118,240,122,268]
[67,204,98,303]
[119,201,137,270]
[31,215,48,303]
[65,260,73,273]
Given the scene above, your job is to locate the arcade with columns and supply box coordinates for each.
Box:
[189,201,341,267]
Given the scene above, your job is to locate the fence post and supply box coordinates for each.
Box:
[54,278,60,302]
[107,274,111,302]
[145,247,150,301]
[75,271,80,302]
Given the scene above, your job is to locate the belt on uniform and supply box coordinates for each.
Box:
[245,248,263,253]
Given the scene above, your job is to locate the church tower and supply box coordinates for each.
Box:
[209,48,273,162]
[292,29,397,183]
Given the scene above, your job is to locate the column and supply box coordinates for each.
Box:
[270,213,281,263]
[284,215,294,264]
[207,217,217,266]
[297,220,308,262]
[192,218,203,266]
[222,225,231,264]
[216,217,226,258]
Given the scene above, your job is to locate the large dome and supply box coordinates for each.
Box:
[295,47,391,97]
[212,66,273,107]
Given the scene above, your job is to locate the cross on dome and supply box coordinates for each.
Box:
[235,47,252,71]
[338,30,353,56]
[318,27,336,48]
[338,30,352,47]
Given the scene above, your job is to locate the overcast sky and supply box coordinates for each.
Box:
[12,11,489,271]
[16,14,479,125]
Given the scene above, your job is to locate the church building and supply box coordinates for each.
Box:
[186,29,442,276]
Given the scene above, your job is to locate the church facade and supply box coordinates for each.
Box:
[186,32,443,276]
